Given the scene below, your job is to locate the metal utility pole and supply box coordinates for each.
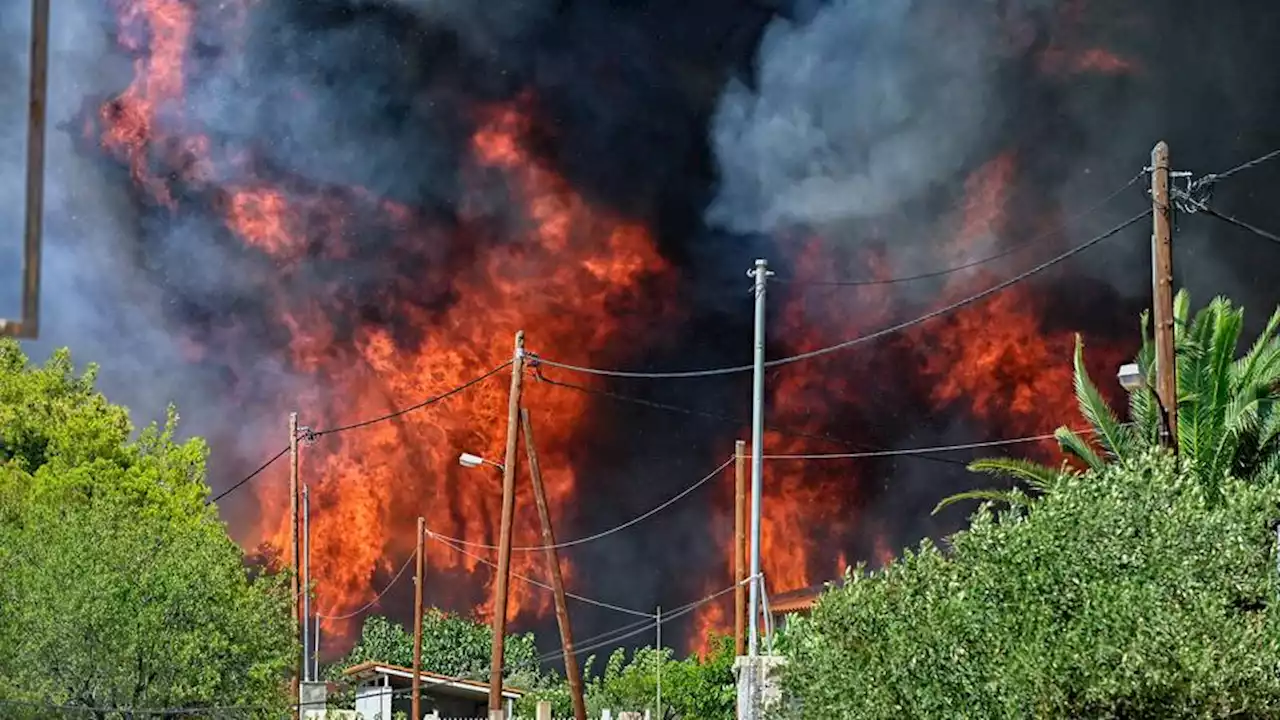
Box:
[489,331,527,719]
[1151,142,1178,450]
[656,605,663,720]
[521,409,587,720]
[734,440,747,657]
[289,411,300,717]
[0,0,48,339]
[412,517,426,720]
[747,259,770,659]
[301,485,311,683]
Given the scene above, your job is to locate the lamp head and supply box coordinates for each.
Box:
[458,452,485,469]
[1117,363,1144,391]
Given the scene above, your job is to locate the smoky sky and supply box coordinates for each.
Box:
[5,0,1280,661]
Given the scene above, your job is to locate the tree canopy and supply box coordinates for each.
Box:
[330,611,539,685]
[0,340,294,718]
[782,450,1280,718]
[517,633,737,720]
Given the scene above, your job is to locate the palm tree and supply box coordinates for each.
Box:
[936,290,1280,513]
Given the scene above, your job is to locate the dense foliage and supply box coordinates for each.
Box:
[948,291,1280,513]
[782,451,1280,718]
[329,612,539,682]
[0,340,294,718]
[518,633,737,719]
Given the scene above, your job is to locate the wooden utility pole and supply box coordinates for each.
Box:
[522,409,587,720]
[1151,141,1178,450]
[412,517,426,720]
[489,332,527,719]
[734,440,747,657]
[288,412,300,719]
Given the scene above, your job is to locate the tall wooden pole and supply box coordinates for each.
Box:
[489,332,526,719]
[288,412,300,718]
[412,517,426,720]
[0,0,48,339]
[733,440,746,658]
[1151,142,1178,450]
[522,409,587,720]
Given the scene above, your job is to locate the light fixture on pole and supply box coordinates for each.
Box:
[459,452,505,471]
[1117,363,1144,391]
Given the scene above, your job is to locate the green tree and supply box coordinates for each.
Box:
[0,340,294,718]
[784,450,1280,719]
[328,612,540,687]
[519,633,736,720]
[943,290,1280,512]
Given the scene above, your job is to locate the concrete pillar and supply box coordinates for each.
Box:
[734,655,788,719]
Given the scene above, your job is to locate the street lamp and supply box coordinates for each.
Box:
[458,452,504,471]
[1117,363,1144,391]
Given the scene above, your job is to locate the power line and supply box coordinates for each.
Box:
[1200,206,1280,246]
[533,211,1149,379]
[209,446,288,504]
[428,531,655,618]
[208,361,513,503]
[1197,146,1280,186]
[757,430,1076,459]
[773,171,1143,287]
[536,372,970,468]
[428,456,735,554]
[315,551,417,621]
[313,360,514,436]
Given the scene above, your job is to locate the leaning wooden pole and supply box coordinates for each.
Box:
[522,409,588,720]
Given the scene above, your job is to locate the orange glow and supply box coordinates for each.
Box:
[98,2,675,640]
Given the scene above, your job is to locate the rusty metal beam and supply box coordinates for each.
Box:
[1,0,48,339]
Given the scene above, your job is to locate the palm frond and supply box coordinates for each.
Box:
[967,457,1061,491]
[1055,426,1105,470]
[932,489,1032,516]
[1070,335,1133,461]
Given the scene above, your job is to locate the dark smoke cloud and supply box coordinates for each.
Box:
[706,0,1054,234]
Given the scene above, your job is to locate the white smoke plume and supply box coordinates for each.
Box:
[706,0,1043,234]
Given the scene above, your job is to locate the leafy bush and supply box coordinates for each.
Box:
[782,451,1280,719]
[0,341,294,718]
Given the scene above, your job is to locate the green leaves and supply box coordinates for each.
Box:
[329,611,539,684]
[781,452,1280,719]
[0,340,294,718]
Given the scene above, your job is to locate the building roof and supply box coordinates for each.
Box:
[769,585,824,614]
[342,661,525,701]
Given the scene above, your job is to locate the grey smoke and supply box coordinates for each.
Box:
[707,0,1026,234]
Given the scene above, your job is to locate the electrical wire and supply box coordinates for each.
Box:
[427,531,655,618]
[315,551,417,621]
[207,360,513,504]
[533,210,1150,379]
[1200,206,1280,246]
[1198,147,1280,186]
[429,456,735,553]
[773,171,1144,287]
[313,359,514,436]
[536,372,970,469]
[757,429,1080,459]
[208,446,288,504]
